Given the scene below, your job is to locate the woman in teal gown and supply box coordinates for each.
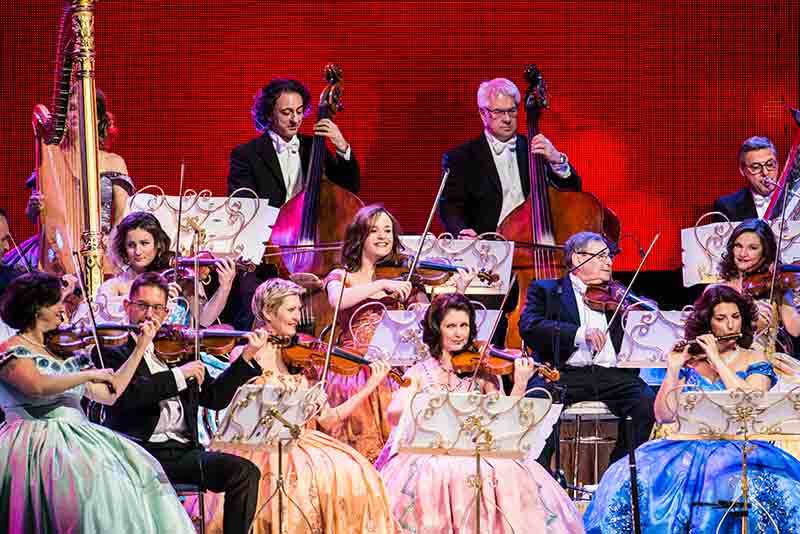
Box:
[584,285,800,534]
[0,272,194,533]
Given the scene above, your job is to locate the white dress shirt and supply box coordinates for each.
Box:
[268,130,352,201]
[752,191,771,218]
[567,274,618,368]
[140,340,191,444]
[485,130,573,224]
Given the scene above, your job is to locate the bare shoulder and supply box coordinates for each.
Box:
[101,151,129,174]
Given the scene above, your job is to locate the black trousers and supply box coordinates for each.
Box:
[533,365,656,468]
[146,441,260,534]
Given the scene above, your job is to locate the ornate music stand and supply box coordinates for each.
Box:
[667,386,800,533]
[395,387,561,533]
[212,382,326,533]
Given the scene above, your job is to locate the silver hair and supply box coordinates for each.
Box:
[563,232,607,269]
[477,78,521,109]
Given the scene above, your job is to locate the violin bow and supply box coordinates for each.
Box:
[404,168,450,283]
[598,233,660,348]
[763,152,795,354]
[71,250,115,395]
[5,231,32,273]
[467,273,517,388]
[319,270,349,389]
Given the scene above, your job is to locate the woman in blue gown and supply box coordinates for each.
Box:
[0,272,194,533]
[583,285,800,534]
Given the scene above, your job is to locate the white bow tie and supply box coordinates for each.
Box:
[753,194,770,207]
[490,138,517,156]
[276,136,300,155]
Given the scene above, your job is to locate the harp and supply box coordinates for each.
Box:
[33,0,103,296]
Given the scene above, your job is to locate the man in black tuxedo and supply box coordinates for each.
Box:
[520,231,655,466]
[713,136,780,221]
[438,77,580,237]
[95,272,262,534]
[227,78,360,207]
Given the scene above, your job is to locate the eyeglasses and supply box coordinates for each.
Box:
[482,107,518,119]
[744,159,778,175]
[576,250,614,261]
[129,300,168,314]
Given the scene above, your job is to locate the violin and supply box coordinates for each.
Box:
[583,280,658,313]
[272,333,410,387]
[450,341,560,382]
[46,322,136,356]
[46,323,246,365]
[741,263,800,299]
[672,333,742,357]
[374,255,499,289]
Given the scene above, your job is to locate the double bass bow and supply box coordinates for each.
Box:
[497,65,620,349]
[266,64,364,335]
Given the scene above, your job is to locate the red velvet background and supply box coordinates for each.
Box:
[2,1,798,270]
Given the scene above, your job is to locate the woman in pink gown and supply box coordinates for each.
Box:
[193,278,398,534]
[378,293,585,534]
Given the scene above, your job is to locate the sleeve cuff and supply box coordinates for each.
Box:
[336,145,352,160]
[550,160,571,178]
[574,325,586,348]
[172,367,188,392]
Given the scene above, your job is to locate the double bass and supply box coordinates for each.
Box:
[498,65,620,349]
[267,65,364,334]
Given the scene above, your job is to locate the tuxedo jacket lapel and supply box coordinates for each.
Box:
[477,133,503,196]
[560,277,581,324]
[256,134,287,199]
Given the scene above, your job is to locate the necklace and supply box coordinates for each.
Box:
[422,357,470,392]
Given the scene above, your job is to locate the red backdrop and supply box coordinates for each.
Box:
[2,0,798,270]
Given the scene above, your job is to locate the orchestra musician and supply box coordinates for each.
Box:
[377,292,585,533]
[94,272,262,534]
[583,285,800,533]
[227,78,360,206]
[5,87,134,271]
[190,278,397,534]
[717,218,800,345]
[97,211,237,327]
[713,136,780,221]
[438,77,580,239]
[519,231,656,466]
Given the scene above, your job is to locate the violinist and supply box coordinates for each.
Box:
[0,272,196,533]
[583,286,800,534]
[192,277,397,534]
[712,136,779,221]
[95,272,262,534]
[227,78,360,206]
[438,77,580,238]
[519,231,655,465]
[97,211,237,327]
[717,218,800,344]
[323,204,474,460]
[378,293,585,534]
